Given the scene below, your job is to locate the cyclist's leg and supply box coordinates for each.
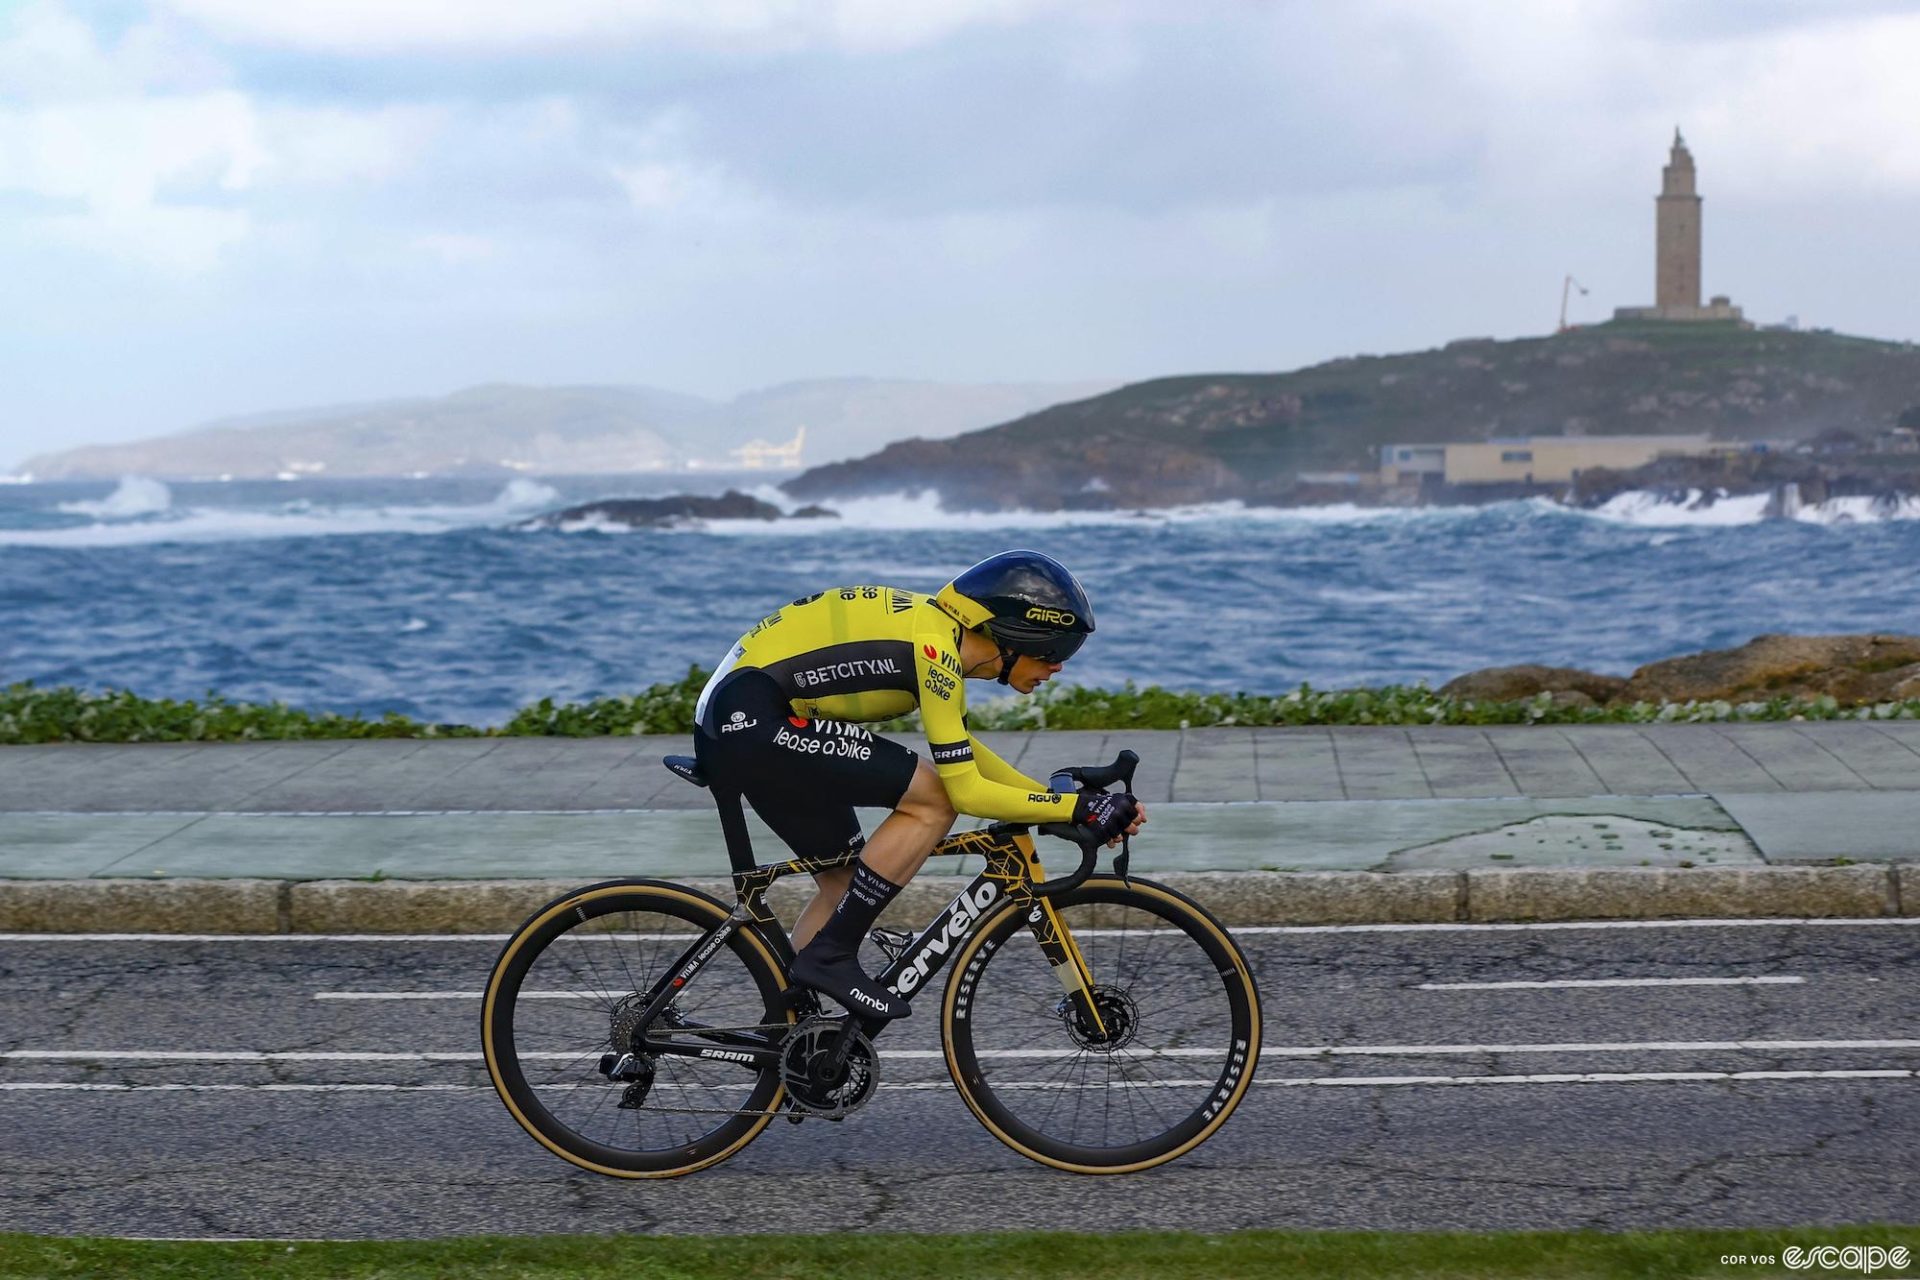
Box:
[792,760,955,946]
[698,671,930,960]
[857,759,958,885]
[792,864,851,950]
[787,757,959,1017]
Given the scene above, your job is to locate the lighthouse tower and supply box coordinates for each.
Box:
[1656,129,1701,311]
[1613,130,1744,324]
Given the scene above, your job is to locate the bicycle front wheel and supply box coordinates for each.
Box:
[942,876,1260,1173]
[482,879,793,1178]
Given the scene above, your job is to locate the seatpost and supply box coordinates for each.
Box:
[711,788,757,874]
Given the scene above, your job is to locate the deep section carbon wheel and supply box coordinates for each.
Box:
[941,876,1260,1173]
[481,880,793,1177]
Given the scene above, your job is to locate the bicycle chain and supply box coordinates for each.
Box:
[605,1019,798,1117]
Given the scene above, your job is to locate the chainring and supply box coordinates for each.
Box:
[779,1015,879,1119]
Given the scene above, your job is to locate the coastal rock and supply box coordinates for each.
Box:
[1619,633,1920,705]
[517,490,837,530]
[1568,452,1920,513]
[1439,665,1627,703]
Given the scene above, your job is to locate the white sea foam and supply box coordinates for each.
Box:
[636,488,1487,535]
[55,476,173,519]
[1576,488,1920,528]
[486,478,561,512]
[5,477,570,548]
[11,477,1917,550]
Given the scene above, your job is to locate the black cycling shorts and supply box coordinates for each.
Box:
[694,668,919,861]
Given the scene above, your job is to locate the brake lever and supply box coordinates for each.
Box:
[1113,832,1132,884]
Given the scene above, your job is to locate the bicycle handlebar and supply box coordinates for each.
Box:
[1031,749,1138,899]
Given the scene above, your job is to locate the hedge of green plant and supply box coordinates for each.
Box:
[4,671,1916,744]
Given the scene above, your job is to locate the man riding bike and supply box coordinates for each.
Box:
[692,550,1146,1020]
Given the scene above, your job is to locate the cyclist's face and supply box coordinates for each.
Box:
[1006,653,1065,694]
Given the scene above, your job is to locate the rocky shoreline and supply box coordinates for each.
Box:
[1442,634,1920,710]
[515,489,838,530]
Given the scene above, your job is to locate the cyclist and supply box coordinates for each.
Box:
[692,550,1145,1020]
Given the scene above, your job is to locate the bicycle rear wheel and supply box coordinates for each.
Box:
[481,879,793,1177]
[941,876,1260,1173]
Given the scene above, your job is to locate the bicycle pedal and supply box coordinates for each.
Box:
[868,927,913,962]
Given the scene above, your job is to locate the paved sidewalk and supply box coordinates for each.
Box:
[3,724,1918,884]
[2,726,1915,933]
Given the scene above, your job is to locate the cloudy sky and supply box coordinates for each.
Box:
[3,0,1917,469]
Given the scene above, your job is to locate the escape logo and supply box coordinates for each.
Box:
[1722,1246,1912,1272]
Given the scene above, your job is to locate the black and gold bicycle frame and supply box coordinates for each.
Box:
[620,818,1108,1071]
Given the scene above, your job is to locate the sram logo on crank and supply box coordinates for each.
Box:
[888,882,999,994]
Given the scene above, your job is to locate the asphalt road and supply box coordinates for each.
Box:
[2,918,1918,1240]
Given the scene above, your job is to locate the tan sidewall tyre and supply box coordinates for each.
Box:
[481,879,792,1178]
[940,876,1261,1174]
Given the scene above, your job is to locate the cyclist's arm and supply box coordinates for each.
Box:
[968,732,1043,790]
[916,632,1072,824]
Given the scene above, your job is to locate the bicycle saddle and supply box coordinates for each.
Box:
[661,755,709,788]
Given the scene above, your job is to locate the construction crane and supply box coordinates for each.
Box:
[1558,274,1590,333]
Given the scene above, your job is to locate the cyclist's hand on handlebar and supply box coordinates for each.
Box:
[1073,791,1142,847]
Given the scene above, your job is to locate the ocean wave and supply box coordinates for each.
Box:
[55,476,174,519]
[541,488,1517,536]
[1576,488,1920,528]
[2,479,562,548]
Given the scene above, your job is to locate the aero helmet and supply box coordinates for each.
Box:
[936,550,1095,671]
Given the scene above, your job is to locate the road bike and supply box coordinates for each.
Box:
[480,749,1261,1177]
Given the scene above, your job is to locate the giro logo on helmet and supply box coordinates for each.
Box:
[1024,606,1076,626]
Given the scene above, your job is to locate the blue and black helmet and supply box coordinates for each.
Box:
[935,550,1095,665]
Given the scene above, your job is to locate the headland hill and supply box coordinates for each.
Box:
[780,320,1920,516]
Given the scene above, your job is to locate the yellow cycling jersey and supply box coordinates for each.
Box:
[695,585,1072,825]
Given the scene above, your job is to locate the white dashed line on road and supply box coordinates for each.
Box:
[2,1070,1915,1094]
[1417,976,1807,991]
[9,1038,1920,1064]
[6,918,1920,944]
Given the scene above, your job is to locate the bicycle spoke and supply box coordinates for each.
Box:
[486,888,789,1174]
[947,884,1257,1166]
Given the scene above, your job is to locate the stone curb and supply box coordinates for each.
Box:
[0,864,1911,932]
[0,878,286,933]
[1463,865,1898,922]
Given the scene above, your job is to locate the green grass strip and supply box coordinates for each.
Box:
[4,670,1917,744]
[3,1227,1918,1279]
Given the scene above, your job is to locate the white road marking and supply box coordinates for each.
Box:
[2,1069,1913,1094]
[315,973,1819,1000]
[312,991,593,1001]
[1417,976,1806,991]
[10,1038,1920,1065]
[6,917,1920,944]
[0,809,665,818]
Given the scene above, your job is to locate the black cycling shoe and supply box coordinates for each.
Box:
[790,944,911,1020]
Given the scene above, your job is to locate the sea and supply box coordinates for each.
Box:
[3,473,1918,727]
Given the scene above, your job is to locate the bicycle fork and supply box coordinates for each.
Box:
[1019,843,1110,1041]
